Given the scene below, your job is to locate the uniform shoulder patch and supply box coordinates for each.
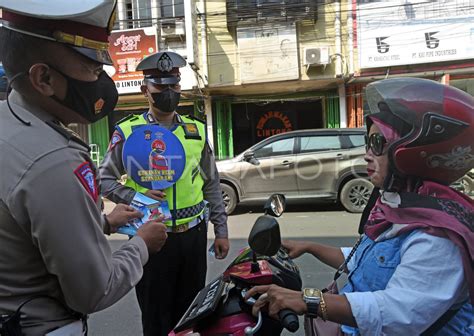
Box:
[108,130,124,151]
[116,113,139,126]
[74,162,99,202]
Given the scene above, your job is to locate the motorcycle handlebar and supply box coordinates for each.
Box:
[278,308,299,332]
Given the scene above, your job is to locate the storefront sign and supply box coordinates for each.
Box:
[237,24,299,84]
[108,27,158,94]
[357,0,474,68]
[256,111,293,138]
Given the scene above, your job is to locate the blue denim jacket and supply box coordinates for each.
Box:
[339,233,472,335]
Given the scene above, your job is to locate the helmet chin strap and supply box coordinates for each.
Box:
[383,171,399,192]
[383,167,422,193]
[6,72,31,126]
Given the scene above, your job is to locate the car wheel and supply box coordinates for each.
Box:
[340,178,374,213]
[221,183,237,215]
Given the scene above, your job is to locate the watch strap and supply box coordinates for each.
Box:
[306,301,319,318]
[303,288,321,318]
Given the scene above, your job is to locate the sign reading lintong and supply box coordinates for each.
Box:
[108,27,158,94]
[256,111,293,138]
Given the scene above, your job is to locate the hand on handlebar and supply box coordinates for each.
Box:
[282,240,309,259]
[244,285,307,319]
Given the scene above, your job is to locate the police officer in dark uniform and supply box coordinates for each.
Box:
[99,51,230,336]
[0,1,168,335]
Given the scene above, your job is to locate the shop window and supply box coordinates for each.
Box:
[161,0,184,18]
[124,0,153,28]
[231,99,323,155]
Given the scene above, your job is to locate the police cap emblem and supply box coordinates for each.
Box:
[157,53,174,73]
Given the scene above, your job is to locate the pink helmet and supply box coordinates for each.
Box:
[365,78,474,185]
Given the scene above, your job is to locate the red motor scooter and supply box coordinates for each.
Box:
[169,194,302,336]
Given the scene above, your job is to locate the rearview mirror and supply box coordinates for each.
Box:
[263,194,286,217]
[248,215,281,256]
[243,151,260,165]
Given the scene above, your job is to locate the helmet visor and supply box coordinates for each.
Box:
[365,78,445,127]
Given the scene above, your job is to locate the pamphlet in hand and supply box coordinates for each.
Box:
[117,192,172,236]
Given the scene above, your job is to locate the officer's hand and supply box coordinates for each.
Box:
[144,190,166,201]
[106,204,143,233]
[136,218,168,253]
[214,237,229,259]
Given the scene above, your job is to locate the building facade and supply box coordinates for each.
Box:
[204,0,354,159]
[347,0,474,127]
[82,0,473,162]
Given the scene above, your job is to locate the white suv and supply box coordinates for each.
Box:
[217,128,373,214]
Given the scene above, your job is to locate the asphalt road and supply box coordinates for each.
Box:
[88,203,361,336]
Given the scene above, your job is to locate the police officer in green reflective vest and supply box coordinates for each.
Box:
[99,51,230,336]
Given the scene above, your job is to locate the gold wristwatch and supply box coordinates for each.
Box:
[303,288,321,318]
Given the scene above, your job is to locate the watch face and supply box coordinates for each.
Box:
[303,288,321,303]
[304,288,316,297]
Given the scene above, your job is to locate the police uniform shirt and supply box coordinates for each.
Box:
[0,92,149,335]
[99,112,228,238]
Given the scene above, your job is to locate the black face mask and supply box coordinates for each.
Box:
[50,66,118,123]
[150,87,181,113]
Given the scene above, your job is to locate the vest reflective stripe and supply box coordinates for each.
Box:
[118,114,206,225]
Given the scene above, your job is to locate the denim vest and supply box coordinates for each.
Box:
[339,234,473,335]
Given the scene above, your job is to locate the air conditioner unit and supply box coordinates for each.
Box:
[304,47,330,66]
[161,20,185,37]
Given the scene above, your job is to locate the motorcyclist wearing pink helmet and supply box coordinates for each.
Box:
[246,78,474,335]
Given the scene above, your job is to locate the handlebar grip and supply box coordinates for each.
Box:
[278,309,299,332]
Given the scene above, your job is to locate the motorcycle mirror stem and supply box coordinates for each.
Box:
[249,194,286,273]
[250,251,260,273]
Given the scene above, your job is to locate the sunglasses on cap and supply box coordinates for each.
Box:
[365,133,387,156]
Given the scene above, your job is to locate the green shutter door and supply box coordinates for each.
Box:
[215,101,234,160]
[325,94,340,128]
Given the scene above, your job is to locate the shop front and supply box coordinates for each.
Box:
[212,90,340,160]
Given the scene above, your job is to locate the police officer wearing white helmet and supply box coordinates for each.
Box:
[99,51,230,335]
[0,1,168,335]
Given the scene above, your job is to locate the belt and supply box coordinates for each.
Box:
[166,213,204,233]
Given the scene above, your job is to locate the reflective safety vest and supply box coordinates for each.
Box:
[117,114,206,226]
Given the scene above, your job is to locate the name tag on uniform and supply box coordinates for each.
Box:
[45,320,84,336]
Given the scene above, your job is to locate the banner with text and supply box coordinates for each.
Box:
[108,27,158,94]
[357,0,474,69]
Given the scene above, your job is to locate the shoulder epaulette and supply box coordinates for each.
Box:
[116,113,139,126]
[46,120,90,149]
[184,114,206,125]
